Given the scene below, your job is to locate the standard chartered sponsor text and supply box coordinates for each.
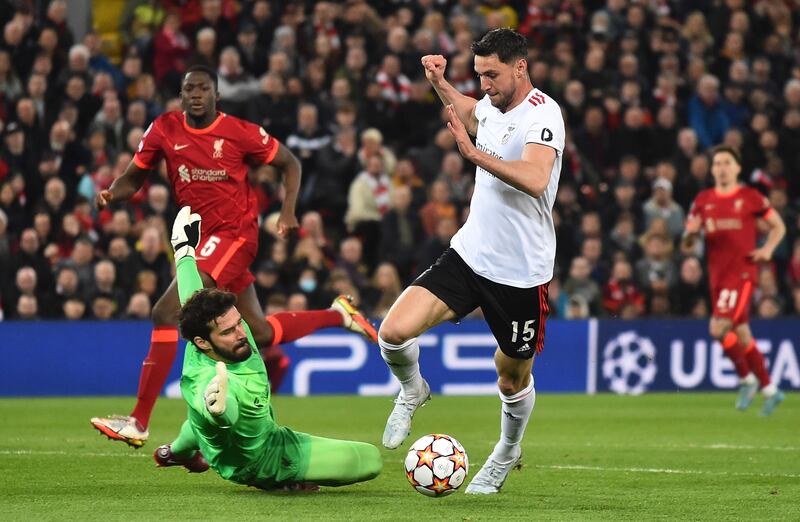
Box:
[185,168,228,182]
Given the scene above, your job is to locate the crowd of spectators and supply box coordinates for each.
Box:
[1,0,800,322]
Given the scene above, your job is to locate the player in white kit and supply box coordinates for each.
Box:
[378,28,565,494]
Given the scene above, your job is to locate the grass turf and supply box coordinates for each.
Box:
[0,393,797,521]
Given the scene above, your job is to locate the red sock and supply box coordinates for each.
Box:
[261,345,290,393]
[130,326,179,429]
[265,310,342,345]
[744,341,771,388]
[721,331,750,379]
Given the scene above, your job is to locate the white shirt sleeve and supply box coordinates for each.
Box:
[523,103,565,156]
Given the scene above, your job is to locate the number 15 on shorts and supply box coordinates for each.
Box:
[511,320,536,344]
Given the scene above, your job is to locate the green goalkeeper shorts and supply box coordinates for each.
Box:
[229,426,312,490]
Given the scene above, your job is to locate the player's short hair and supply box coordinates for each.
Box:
[471,29,528,65]
[710,144,742,166]
[183,64,218,92]
[179,288,237,343]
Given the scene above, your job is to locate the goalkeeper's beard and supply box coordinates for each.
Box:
[210,338,253,363]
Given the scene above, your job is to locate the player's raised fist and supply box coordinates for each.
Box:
[421,55,447,84]
[95,189,113,210]
[171,206,202,260]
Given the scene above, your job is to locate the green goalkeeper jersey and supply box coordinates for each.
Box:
[176,256,308,486]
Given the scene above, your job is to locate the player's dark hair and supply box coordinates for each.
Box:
[179,288,237,343]
[183,64,218,91]
[710,145,742,166]
[471,29,528,64]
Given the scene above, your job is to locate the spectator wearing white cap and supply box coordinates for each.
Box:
[644,177,685,240]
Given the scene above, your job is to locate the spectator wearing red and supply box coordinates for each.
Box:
[604,259,645,318]
[152,12,191,95]
[375,54,411,108]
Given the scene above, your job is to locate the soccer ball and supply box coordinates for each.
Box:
[404,434,469,497]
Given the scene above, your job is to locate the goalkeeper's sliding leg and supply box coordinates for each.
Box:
[154,426,382,488]
[299,435,383,486]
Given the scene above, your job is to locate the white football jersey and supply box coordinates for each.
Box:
[451,87,564,288]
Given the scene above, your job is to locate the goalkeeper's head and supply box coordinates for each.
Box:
[179,288,253,363]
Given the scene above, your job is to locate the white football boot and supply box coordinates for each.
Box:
[382,379,431,449]
[464,445,522,495]
[90,415,149,448]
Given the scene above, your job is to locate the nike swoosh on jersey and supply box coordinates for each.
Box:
[174,144,189,150]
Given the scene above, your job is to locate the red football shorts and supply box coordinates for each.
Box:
[195,232,257,295]
[711,279,754,325]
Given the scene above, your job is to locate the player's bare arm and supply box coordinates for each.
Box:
[421,54,478,136]
[268,142,302,238]
[445,105,555,198]
[96,160,150,209]
[750,209,786,262]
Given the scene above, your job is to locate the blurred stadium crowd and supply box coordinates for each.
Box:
[1,0,799,322]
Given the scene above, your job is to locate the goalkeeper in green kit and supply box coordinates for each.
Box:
[153,206,382,490]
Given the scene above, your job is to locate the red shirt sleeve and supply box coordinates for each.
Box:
[239,120,280,165]
[688,192,704,221]
[133,119,166,170]
[747,188,771,218]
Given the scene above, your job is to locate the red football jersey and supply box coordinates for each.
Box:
[688,186,772,290]
[133,111,279,240]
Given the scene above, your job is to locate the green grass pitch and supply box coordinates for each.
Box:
[1,393,797,521]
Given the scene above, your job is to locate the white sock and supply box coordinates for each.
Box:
[762,383,777,397]
[492,376,535,463]
[740,373,757,386]
[379,336,422,397]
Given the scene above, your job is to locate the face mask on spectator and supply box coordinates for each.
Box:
[299,278,317,293]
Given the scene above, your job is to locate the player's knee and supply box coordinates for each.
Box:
[497,374,527,397]
[151,300,176,325]
[378,319,410,346]
[709,321,726,340]
[735,328,752,346]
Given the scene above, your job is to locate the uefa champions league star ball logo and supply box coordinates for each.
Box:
[602,331,657,395]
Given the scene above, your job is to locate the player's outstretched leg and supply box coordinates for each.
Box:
[90,325,179,447]
[379,285,454,449]
[262,295,378,347]
[90,284,183,447]
[380,336,430,449]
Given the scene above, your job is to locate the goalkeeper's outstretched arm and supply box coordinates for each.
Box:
[170,206,204,304]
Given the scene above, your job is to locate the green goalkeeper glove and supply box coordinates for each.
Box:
[171,206,202,260]
[204,362,228,416]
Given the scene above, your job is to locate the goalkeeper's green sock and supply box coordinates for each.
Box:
[170,420,199,459]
